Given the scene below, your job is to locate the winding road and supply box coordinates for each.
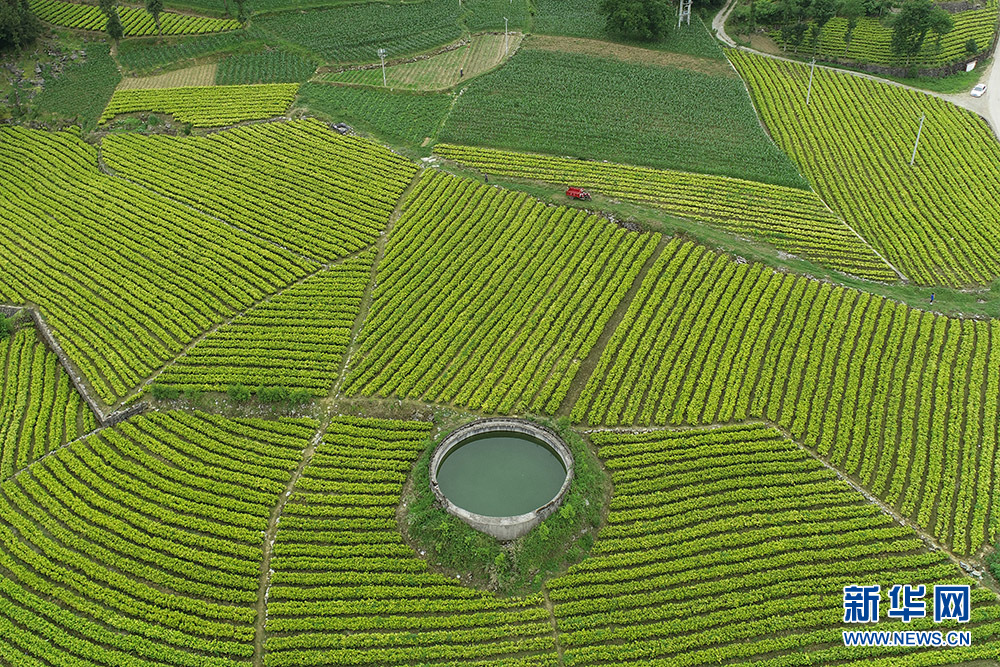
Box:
[712,0,1000,140]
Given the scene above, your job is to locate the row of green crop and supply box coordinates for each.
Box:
[574,238,1000,555]
[544,425,1000,665]
[343,169,660,413]
[159,252,372,394]
[0,410,316,666]
[100,83,299,127]
[772,2,998,68]
[730,50,1000,287]
[29,0,240,36]
[102,118,416,261]
[0,127,312,402]
[264,415,560,666]
[0,329,96,480]
[434,143,897,282]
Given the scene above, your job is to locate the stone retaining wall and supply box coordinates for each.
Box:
[1,303,148,427]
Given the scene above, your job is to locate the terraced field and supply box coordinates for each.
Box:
[434,144,897,281]
[321,33,522,91]
[731,51,1000,287]
[0,327,98,479]
[100,83,300,126]
[555,425,1000,665]
[0,410,317,665]
[0,127,313,403]
[343,170,660,414]
[575,238,1000,555]
[102,119,415,261]
[29,0,240,36]
[773,1,999,68]
[158,252,374,395]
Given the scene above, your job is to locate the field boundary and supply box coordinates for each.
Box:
[0,304,147,426]
[585,419,997,592]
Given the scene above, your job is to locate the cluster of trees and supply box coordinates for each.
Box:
[732,0,953,61]
[0,0,41,51]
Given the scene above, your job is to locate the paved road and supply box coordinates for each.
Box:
[712,3,1000,141]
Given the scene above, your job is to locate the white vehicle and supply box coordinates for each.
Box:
[971,83,987,97]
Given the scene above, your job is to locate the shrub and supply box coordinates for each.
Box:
[150,383,180,400]
[227,383,252,401]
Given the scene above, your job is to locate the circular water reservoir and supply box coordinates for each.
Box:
[429,419,574,541]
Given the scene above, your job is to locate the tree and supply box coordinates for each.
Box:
[839,0,864,55]
[807,0,836,51]
[145,0,163,36]
[0,0,41,51]
[105,5,123,46]
[234,0,249,23]
[891,0,951,63]
[599,0,671,41]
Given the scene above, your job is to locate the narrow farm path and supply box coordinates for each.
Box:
[712,0,739,47]
[332,169,424,397]
[557,234,670,417]
[541,586,566,667]
[253,417,333,667]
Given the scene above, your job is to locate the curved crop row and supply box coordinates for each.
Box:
[102,119,416,261]
[434,143,897,282]
[343,169,661,413]
[29,0,241,36]
[574,239,1000,555]
[99,83,299,127]
[265,415,558,667]
[730,50,1000,287]
[158,251,373,394]
[546,425,1000,665]
[0,410,316,665]
[0,127,312,403]
[773,2,998,68]
[0,328,97,480]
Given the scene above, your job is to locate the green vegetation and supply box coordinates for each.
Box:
[252,0,461,63]
[99,82,299,126]
[0,410,317,665]
[159,251,373,395]
[344,169,660,413]
[733,0,995,69]
[406,417,608,595]
[599,0,672,41]
[440,48,807,188]
[298,82,451,149]
[116,28,258,73]
[29,0,240,35]
[321,33,517,91]
[731,50,1000,286]
[0,328,97,478]
[265,415,560,666]
[215,49,318,83]
[31,46,120,130]
[575,238,1000,555]
[0,127,312,403]
[553,424,1000,664]
[102,119,416,260]
[435,144,897,281]
[535,0,724,60]
[0,0,41,51]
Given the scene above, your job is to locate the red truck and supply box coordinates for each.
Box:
[566,187,592,201]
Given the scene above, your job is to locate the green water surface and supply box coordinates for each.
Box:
[436,432,567,517]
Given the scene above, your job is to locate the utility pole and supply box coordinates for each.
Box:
[910,113,925,166]
[377,48,387,87]
[806,58,816,106]
[678,0,691,27]
[504,17,509,55]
